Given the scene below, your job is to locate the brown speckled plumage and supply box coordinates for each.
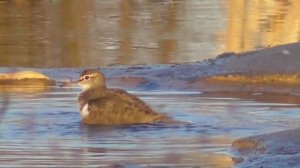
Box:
[77,69,171,125]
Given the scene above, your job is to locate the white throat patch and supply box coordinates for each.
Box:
[80,104,90,118]
[80,84,91,91]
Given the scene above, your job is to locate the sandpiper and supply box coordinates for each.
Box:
[76,69,172,125]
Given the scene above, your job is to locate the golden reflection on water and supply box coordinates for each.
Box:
[0,0,299,67]
[224,0,300,52]
[0,0,225,67]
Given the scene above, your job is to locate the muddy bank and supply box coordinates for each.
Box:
[2,42,300,94]
[99,41,300,93]
[11,42,300,94]
[232,128,300,168]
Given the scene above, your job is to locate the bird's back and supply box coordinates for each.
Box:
[80,88,169,125]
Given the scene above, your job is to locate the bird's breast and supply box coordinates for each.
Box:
[80,103,90,118]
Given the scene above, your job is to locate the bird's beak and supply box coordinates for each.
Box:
[55,78,77,87]
[72,78,82,84]
[72,76,85,83]
[57,77,84,87]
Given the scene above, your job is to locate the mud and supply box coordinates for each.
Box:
[232,128,300,168]
[48,42,300,94]
[2,42,300,93]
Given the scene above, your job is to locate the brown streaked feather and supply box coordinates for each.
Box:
[77,69,180,125]
[78,88,173,125]
[106,88,154,112]
[83,96,164,125]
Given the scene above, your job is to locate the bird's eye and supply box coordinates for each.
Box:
[84,75,90,80]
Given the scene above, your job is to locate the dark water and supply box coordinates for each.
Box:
[1,0,300,67]
[0,86,300,167]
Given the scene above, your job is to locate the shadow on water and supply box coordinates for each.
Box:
[0,85,300,167]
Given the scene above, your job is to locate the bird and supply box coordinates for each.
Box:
[75,69,174,125]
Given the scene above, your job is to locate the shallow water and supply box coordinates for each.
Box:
[0,87,299,167]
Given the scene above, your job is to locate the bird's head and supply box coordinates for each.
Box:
[76,69,106,91]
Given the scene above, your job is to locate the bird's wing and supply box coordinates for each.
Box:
[87,96,162,125]
[107,88,154,111]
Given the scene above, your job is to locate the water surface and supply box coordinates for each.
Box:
[0,86,299,167]
[1,0,300,67]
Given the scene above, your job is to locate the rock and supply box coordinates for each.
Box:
[2,71,50,80]
[0,71,55,92]
[232,128,300,168]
